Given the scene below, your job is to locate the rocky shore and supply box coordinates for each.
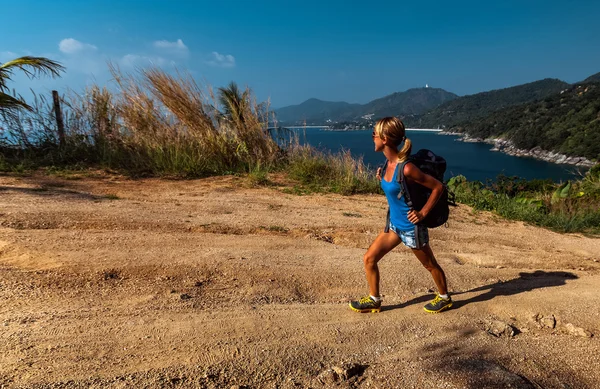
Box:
[439,132,596,168]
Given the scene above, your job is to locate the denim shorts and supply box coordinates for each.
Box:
[389,222,429,249]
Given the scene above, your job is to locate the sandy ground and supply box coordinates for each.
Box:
[1,172,599,389]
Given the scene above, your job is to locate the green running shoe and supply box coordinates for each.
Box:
[424,294,453,313]
[349,296,381,313]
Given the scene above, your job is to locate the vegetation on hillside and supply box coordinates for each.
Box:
[274,98,361,125]
[583,72,600,83]
[404,78,569,128]
[360,87,457,119]
[447,165,600,233]
[455,83,600,161]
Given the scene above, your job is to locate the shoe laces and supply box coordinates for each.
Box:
[431,294,443,305]
[359,296,374,304]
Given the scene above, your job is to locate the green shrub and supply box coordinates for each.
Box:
[447,173,600,233]
[248,167,271,186]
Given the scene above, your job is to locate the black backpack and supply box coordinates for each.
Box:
[384,149,456,229]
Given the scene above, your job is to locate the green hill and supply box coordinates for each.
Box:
[455,83,600,161]
[404,78,570,128]
[359,87,457,119]
[275,88,457,125]
[274,98,361,125]
[583,72,600,83]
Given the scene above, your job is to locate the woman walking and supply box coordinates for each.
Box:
[349,117,452,313]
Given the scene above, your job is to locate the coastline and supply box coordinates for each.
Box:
[439,131,596,168]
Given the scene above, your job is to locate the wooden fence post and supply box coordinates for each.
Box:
[52,90,65,148]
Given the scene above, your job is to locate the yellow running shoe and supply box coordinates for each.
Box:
[424,294,453,313]
[349,296,381,313]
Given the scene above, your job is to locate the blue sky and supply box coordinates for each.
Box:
[2,0,599,107]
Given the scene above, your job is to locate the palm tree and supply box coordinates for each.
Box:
[0,56,65,118]
[217,81,277,165]
[217,81,250,130]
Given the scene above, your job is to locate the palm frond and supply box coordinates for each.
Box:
[0,92,32,121]
[0,56,65,92]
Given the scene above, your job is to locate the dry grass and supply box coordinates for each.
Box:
[1,65,285,177]
[0,65,378,195]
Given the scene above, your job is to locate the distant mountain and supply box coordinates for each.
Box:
[404,78,570,128]
[455,82,600,161]
[583,71,600,83]
[275,88,458,125]
[274,98,361,124]
[360,87,457,118]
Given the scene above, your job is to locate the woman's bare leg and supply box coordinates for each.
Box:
[363,231,402,297]
[411,244,448,295]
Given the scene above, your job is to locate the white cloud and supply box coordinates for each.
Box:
[206,52,235,68]
[120,54,141,67]
[59,38,97,54]
[153,39,188,51]
[120,54,171,68]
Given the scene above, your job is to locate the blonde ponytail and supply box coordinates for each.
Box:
[398,137,412,163]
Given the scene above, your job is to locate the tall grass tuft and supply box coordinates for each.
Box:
[0,65,380,189]
[287,146,380,195]
[1,66,283,177]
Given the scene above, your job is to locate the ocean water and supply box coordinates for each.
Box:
[288,128,584,183]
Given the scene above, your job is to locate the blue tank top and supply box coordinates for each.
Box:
[381,163,413,231]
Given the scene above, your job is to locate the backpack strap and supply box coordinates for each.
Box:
[380,160,388,176]
[396,160,413,210]
[396,161,424,247]
[384,208,391,233]
[382,159,391,233]
[447,188,457,206]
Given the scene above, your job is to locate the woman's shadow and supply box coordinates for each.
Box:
[383,270,578,311]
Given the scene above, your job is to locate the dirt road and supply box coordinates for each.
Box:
[1,172,599,388]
